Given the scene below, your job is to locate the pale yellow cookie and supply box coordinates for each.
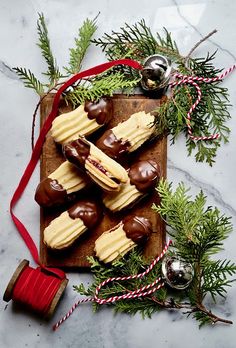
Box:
[43,200,101,249]
[48,161,87,194]
[44,211,86,249]
[35,161,89,207]
[95,216,152,263]
[96,111,155,159]
[51,98,112,144]
[94,223,136,263]
[112,111,155,152]
[103,179,142,212]
[63,138,128,192]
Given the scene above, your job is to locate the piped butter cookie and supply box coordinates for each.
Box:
[94,216,152,263]
[51,98,113,144]
[43,200,101,249]
[35,161,90,207]
[96,111,155,160]
[103,160,160,212]
[63,137,128,192]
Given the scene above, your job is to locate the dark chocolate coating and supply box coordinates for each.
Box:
[68,200,101,229]
[84,98,113,125]
[96,129,131,160]
[129,160,160,192]
[63,138,90,169]
[123,216,152,245]
[35,178,68,207]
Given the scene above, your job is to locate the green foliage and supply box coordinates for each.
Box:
[75,181,236,327]
[65,17,97,74]
[192,311,213,328]
[202,259,236,301]
[93,20,181,64]
[37,13,62,85]
[15,13,135,106]
[154,180,236,325]
[153,180,232,260]
[65,71,140,107]
[94,22,232,166]
[13,67,44,96]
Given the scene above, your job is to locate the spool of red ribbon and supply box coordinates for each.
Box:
[3,260,68,318]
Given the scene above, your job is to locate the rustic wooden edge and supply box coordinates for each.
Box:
[3,259,29,302]
[45,278,69,319]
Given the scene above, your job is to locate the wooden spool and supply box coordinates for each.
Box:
[3,259,68,318]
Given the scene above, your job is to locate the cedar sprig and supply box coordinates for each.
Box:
[75,180,236,327]
[13,67,44,96]
[64,16,98,74]
[37,12,62,85]
[65,71,140,107]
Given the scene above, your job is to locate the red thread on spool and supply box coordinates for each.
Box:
[3,260,68,318]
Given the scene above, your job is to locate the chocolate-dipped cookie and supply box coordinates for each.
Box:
[96,111,155,159]
[63,137,128,192]
[103,160,160,212]
[51,98,113,144]
[43,200,102,249]
[35,161,90,208]
[94,216,152,263]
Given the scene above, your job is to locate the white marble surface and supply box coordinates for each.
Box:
[1,0,236,347]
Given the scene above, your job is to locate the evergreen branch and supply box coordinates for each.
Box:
[13,67,44,96]
[65,72,140,107]
[202,259,236,301]
[37,13,61,84]
[64,16,98,74]
[193,303,233,326]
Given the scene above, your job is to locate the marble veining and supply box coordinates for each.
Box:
[0,60,18,80]
[1,0,236,347]
[167,159,236,217]
[173,0,236,61]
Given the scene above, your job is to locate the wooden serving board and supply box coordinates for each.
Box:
[39,94,167,268]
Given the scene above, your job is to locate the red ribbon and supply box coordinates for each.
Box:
[12,265,63,314]
[9,59,142,276]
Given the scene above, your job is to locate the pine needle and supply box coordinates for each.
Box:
[37,12,61,84]
[13,67,44,96]
[64,16,98,74]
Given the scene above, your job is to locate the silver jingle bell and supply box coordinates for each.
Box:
[162,256,194,290]
[140,54,172,91]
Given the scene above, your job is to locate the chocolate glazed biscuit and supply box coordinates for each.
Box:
[94,216,152,263]
[103,160,160,212]
[63,137,128,192]
[43,200,102,249]
[35,161,90,208]
[96,111,155,160]
[51,98,113,144]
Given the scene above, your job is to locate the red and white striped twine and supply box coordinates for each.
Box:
[170,64,236,141]
[53,239,172,331]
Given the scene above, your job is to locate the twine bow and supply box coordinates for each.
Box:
[53,239,172,330]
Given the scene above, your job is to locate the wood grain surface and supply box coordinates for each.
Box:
[39,94,167,268]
